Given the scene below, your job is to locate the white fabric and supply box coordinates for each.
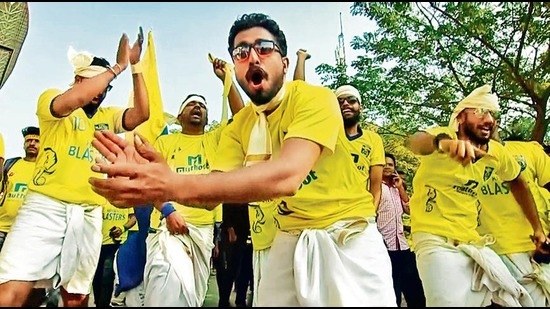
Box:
[334,84,362,103]
[124,282,145,307]
[0,191,102,294]
[244,85,285,167]
[67,46,107,78]
[500,252,550,306]
[143,221,214,306]
[448,84,500,131]
[252,247,271,307]
[177,94,208,116]
[413,232,533,307]
[257,217,396,307]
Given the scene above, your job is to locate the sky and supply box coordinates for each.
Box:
[0,2,376,159]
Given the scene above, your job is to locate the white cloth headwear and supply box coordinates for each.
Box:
[177,95,208,116]
[448,84,500,132]
[67,46,107,79]
[334,85,362,104]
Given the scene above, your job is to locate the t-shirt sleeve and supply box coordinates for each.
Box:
[369,132,386,166]
[36,88,64,122]
[104,107,126,134]
[0,133,4,159]
[284,86,341,155]
[496,144,521,182]
[210,119,245,172]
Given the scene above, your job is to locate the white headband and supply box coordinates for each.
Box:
[67,46,107,80]
[334,85,362,104]
[448,84,500,131]
[177,95,208,116]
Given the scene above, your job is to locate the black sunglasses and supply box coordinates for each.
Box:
[231,39,282,62]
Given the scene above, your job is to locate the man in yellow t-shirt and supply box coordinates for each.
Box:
[477,139,550,306]
[92,203,135,308]
[407,85,544,307]
[0,126,40,247]
[89,13,395,307]
[0,29,150,308]
[143,57,243,307]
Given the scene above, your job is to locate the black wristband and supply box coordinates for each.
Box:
[433,133,452,152]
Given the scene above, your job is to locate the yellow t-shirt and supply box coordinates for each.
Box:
[0,159,36,232]
[0,133,4,159]
[347,128,385,189]
[248,200,277,250]
[30,88,125,205]
[212,80,372,231]
[102,203,130,245]
[410,127,520,243]
[154,125,225,226]
[538,188,550,233]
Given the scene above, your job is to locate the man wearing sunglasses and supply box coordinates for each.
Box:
[88,13,395,306]
[406,84,544,306]
[0,28,150,307]
[142,58,245,307]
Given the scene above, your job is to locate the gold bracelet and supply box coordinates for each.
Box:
[131,62,143,74]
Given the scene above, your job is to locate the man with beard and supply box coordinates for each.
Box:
[142,57,244,307]
[406,84,545,306]
[0,27,150,307]
[88,13,396,307]
[476,137,550,306]
[334,84,385,209]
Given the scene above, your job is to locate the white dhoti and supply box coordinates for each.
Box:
[500,252,550,306]
[252,247,271,307]
[0,191,102,294]
[257,217,396,307]
[143,221,214,306]
[413,232,534,307]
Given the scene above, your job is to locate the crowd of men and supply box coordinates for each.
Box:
[0,11,548,308]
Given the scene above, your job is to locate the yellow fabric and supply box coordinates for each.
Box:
[153,124,226,225]
[348,129,385,189]
[538,188,550,234]
[0,133,4,158]
[31,88,125,205]
[410,126,521,243]
[249,200,277,250]
[151,208,162,229]
[207,53,232,122]
[212,80,372,231]
[125,30,166,145]
[24,134,39,141]
[448,85,500,132]
[0,159,36,232]
[101,203,130,245]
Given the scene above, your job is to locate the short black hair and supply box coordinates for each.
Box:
[385,153,396,167]
[90,56,111,69]
[227,13,287,58]
[22,126,39,137]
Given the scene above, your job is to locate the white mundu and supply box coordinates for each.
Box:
[413,233,534,306]
[143,221,214,306]
[0,192,102,294]
[257,217,396,307]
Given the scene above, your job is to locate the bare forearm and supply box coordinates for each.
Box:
[168,160,304,210]
[54,70,118,117]
[407,132,437,155]
[509,176,544,234]
[123,73,149,131]
[293,58,306,81]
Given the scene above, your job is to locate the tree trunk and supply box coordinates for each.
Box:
[531,98,548,143]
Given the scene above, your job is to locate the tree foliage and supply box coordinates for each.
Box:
[317,2,550,143]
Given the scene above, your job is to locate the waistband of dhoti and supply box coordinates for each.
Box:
[413,232,494,247]
[281,216,375,235]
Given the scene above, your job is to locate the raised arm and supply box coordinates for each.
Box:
[293,49,311,81]
[211,57,245,116]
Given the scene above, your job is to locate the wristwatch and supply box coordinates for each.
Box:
[433,133,452,153]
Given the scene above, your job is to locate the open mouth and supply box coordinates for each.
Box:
[246,67,267,87]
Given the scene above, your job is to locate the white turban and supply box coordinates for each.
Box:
[334,85,362,104]
[177,95,208,116]
[448,84,499,132]
[67,46,107,79]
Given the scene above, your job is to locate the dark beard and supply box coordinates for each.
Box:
[82,103,100,118]
[463,122,490,146]
[246,80,284,106]
[343,113,360,128]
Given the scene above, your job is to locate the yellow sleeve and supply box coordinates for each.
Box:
[36,88,64,122]
[496,143,521,182]
[0,133,4,159]
[103,107,126,134]
[530,141,550,187]
[213,204,222,223]
[153,135,165,154]
[210,119,245,172]
[284,86,341,155]
[369,132,386,166]
[423,126,453,137]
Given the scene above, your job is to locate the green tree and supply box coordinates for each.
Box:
[317,2,550,143]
